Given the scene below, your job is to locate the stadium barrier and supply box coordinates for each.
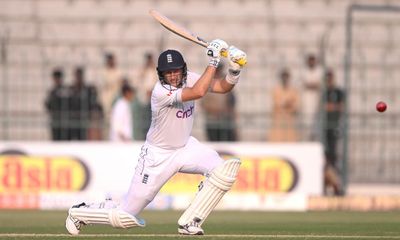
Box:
[0,142,323,211]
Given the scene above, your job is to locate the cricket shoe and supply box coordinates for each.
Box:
[65,202,87,235]
[178,218,204,235]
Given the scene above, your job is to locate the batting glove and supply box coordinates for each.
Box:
[207,39,228,67]
[226,46,247,85]
[228,46,247,72]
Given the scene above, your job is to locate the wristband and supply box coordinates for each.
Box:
[208,58,220,68]
[225,69,240,85]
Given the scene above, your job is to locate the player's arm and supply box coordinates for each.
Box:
[182,66,217,101]
[181,39,228,102]
[210,46,247,93]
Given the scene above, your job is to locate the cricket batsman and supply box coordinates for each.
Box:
[66,39,247,235]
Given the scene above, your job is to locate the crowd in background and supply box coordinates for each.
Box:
[44,51,345,195]
[265,54,345,196]
[44,52,156,142]
[45,66,102,141]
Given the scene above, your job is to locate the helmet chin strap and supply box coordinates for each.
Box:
[161,75,187,91]
[157,63,188,89]
[177,77,186,88]
[161,81,175,91]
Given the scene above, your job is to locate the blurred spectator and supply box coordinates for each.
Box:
[322,69,345,195]
[132,52,158,140]
[110,84,135,142]
[69,67,100,140]
[201,63,237,141]
[87,102,104,141]
[268,68,300,142]
[300,54,324,140]
[100,53,123,127]
[44,68,70,140]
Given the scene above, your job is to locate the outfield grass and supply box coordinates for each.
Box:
[0,210,400,239]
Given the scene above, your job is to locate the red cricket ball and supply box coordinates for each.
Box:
[376,101,387,112]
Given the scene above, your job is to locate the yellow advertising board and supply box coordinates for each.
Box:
[0,155,89,193]
[161,157,298,194]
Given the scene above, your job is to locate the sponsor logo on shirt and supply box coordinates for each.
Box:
[176,106,194,119]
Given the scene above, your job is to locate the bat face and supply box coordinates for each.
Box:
[149,9,247,67]
[149,9,209,48]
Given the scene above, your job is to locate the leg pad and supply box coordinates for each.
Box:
[69,207,145,228]
[178,158,241,226]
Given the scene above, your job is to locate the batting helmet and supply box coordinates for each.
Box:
[157,49,187,87]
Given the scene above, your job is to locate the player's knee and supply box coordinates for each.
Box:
[208,158,241,191]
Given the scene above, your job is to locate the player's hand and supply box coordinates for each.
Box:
[228,46,247,72]
[225,46,246,85]
[207,39,229,59]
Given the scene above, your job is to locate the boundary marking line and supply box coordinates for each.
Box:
[0,234,400,238]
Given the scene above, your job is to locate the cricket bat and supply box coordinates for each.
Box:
[149,9,246,66]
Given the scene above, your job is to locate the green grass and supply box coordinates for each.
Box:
[0,210,400,239]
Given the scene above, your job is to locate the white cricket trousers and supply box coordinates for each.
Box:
[120,136,223,216]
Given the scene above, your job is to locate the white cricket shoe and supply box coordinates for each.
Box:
[65,202,87,235]
[178,219,204,235]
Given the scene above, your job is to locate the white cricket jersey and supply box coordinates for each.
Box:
[146,71,201,149]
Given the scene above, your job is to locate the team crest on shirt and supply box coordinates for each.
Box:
[142,174,149,184]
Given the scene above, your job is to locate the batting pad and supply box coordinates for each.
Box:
[178,158,241,226]
[69,207,146,228]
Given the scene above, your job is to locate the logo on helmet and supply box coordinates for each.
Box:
[157,49,187,88]
[167,54,173,63]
